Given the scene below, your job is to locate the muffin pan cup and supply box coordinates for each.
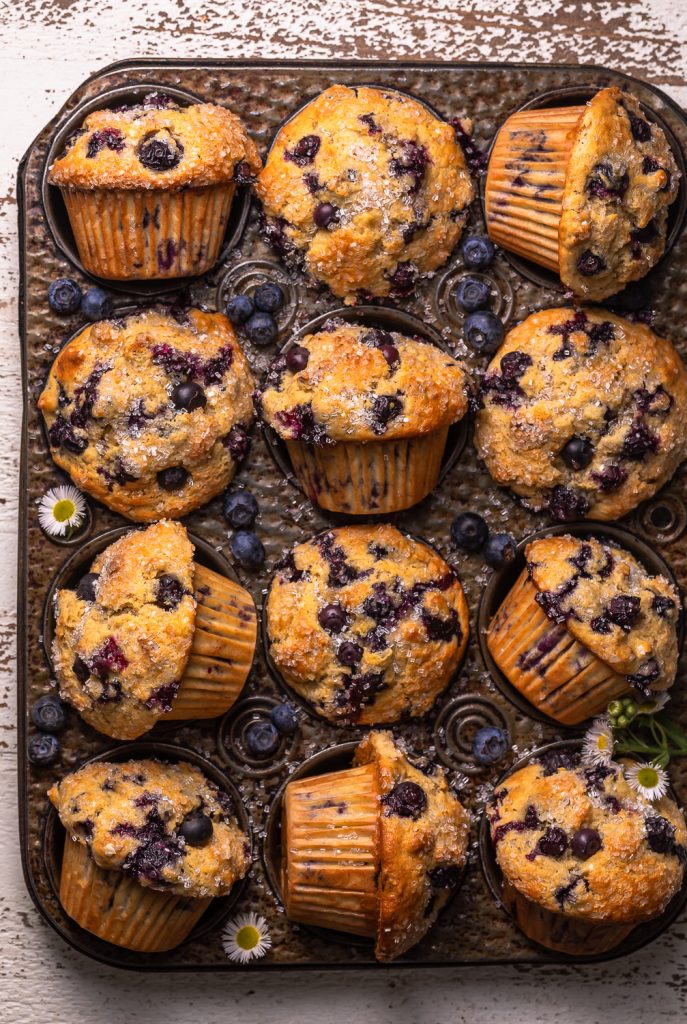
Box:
[18,58,687,971]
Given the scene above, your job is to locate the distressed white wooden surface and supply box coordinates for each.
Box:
[2,2,687,1021]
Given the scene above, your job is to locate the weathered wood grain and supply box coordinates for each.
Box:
[2,2,687,1021]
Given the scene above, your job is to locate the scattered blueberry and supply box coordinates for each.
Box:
[245,719,280,757]
[270,702,299,735]
[571,827,602,860]
[484,533,516,569]
[245,312,278,346]
[313,202,340,228]
[230,530,265,570]
[76,572,99,602]
[561,436,595,471]
[337,641,363,666]
[155,573,184,610]
[461,235,495,270]
[318,603,347,633]
[472,725,509,765]
[285,344,310,373]
[537,826,569,858]
[463,311,504,354]
[226,294,254,325]
[28,733,60,766]
[645,815,675,853]
[48,278,82,315]
[382,781,427,820]
[80,286,113,322]
[254,282,284,313]
[451,512,489,552]
[31,695,67,734]
[179,810,213,846]
[138,133,183,171]
[157,466,189,491]
[454,275,491,312]
[171,381,206,412]
[223,490,259,528]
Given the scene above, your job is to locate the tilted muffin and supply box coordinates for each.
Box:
[266,525,469,725]
[485,87,679,299]
[38,308,255,522]
[49,758,250,951]
[473,308,687,521]
[487,534,680,725]
[52,522,257,739]
[487,750,687,954]
[258,323,470,513]
[49,91,261,279]
[256,85,474,303]
[282,730,470,961]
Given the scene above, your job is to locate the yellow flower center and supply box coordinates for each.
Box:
[637,767,659,789]
[597,734,608,751]
[52,499,76,523]
[236,925,260,951]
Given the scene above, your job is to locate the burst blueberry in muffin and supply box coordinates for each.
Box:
[282,730,470,961]
[266,525,469,725]
[487,533,680,724]
[485,87,680,299]
[38,308,255,522]
[48,92,261,279]
[49,758,250,951]
[256,85,475,303]
[473,308,687,521]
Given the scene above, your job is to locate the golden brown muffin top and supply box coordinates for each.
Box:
[256,84,474,303]
[48,93,261,191]
[560,88,679,300]
[525,534,679,697]
[473,307,687,521]
[488,753,686,923]
[258,323,470,443]
[355,731,470,961]
[49,759,250,898]
[37,308,255,522]
[53,522,196,740]
[266,525,469,725]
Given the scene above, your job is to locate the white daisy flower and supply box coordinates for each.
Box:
[625,761,669,802]
[222,912,271,964]
[581,716,614,766]
[37,485,86,537]
[635,692,670,715]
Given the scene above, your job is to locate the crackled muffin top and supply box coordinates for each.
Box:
[38,308,255,522]
[473,307,687,521]
[49,759,250,899]
[256,85,475,303]
[266,525,469,725]
[559,87,679,301]
[48,92,261,191]
[525,535,680,697]
[258,323,470,444]
[355,731,470,961]
[488,752,687,923]
[53,522,197,740]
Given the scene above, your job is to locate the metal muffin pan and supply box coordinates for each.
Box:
[17,58,687,971]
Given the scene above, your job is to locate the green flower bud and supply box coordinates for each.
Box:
[608,700,624,717]
[616,714,631,728]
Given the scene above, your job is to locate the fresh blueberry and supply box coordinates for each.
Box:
[254,282,284,313]
[28,733,60,766]
[179,810,213,847]
[270,702,299,735]
[461,235,495,270]
[454,276,491,312]
[285,345,310,372]
[171,381,206,412]
[318,603,347,633]
[571,827,602,860]
[31,695,67,734]
[80,287,113,322]
[450,512,489,552]
[472,725,509,765]
[561,436,595,471]
[223,490,259,528]
[463,311,504,354]
[245,720,280,758]
[226,294,254,325]
[230,530,265,570]
[48,278,82,315]
[484,533,516,569]
[76,572,99,602]
[157,466,189,491]
[245,312,278,346]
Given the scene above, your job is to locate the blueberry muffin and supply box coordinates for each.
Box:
[266,525,469,725]
[257,323,470,513]
[256,85,474,303]
[49,758,250,951]
[487,750,687,954]
[485,87,679,299]
[48,91,261,279]
[283,730,470,961]
[38,308,255,522]
[473,308,687,521]
[52,522,257,739]
[487,534,680,725]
